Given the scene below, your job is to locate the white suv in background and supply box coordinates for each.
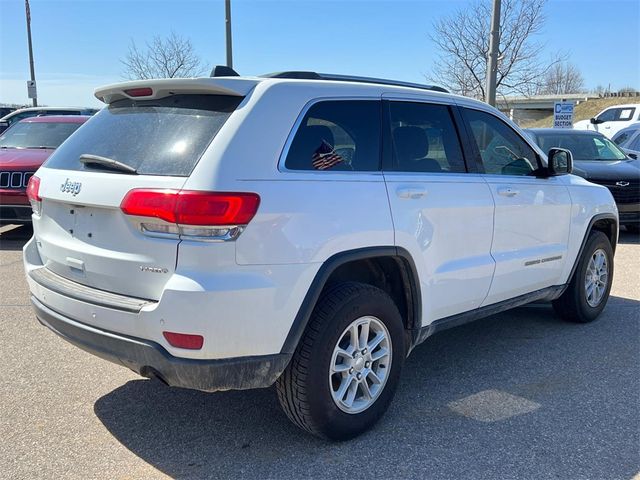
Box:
[23,69,618,440]
[0,106,98,134]
[574,103,640,138]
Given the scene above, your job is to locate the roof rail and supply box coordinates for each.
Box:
[261,71,449,93]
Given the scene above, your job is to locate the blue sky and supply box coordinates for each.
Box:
[1,0,638,107]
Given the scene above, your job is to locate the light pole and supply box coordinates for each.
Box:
[25,0,37,107]
[225,0,233,68]
[485,0,501,106]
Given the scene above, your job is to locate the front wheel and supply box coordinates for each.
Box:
[553,231,614,323]
[276,282,405,440]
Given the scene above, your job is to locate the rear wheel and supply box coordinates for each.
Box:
[553,231,614,323]
[276,282,405,440]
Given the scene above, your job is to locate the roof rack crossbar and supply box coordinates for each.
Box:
[261,71,448,93]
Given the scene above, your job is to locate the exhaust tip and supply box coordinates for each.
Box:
[140,366,169,387]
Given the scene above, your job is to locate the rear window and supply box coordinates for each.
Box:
[44,94,242,176]
[0,122,82,149]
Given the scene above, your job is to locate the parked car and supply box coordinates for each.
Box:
[0,106,98,134]
[0,115,89,223]
[612,122,640,159]
[573,103,640,138]
[526,128,639,233]
[0,107,17,118]
[24,71,618,440]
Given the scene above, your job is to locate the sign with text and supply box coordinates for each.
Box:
[553,101,574,128]
[27,80,37,99]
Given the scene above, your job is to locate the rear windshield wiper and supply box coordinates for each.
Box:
[79,154,137,174]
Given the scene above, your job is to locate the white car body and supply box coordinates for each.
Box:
[574,103,640,138]
[612,122,640,158]
[0,106,98,134]
[23,75,618,395]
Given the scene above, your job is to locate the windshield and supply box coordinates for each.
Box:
[43,94,242,176]
[534,133,628,161]
[0,122,82,149]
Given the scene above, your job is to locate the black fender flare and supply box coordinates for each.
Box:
[557,212,618,298]
[279,246,422,354]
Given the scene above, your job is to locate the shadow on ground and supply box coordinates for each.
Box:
[0,224,32,251]
[94,297,640,479]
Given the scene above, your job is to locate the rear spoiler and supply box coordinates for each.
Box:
[94,78,259,104]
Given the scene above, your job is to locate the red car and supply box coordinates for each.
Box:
[0,115,89,224]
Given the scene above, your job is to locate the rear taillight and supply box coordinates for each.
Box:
[120,189,260,240]
[26,175,41,215]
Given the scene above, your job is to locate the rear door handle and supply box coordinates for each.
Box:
[396,187,427,199]
[497,186,520,197]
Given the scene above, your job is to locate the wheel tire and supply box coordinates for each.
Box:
[626,224,640,234]
[276,282,405,440]
[552,231,614,323]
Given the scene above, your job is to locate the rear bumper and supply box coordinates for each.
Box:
[31,296,291,392]
[23,236,318,360]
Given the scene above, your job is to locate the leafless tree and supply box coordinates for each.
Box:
[121,32,206,80]
[541,62,585,94]
[429,0,563,100]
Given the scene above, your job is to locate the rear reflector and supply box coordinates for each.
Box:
[163,331,204,350]
[120,189,260,226]
[124,87,153,97]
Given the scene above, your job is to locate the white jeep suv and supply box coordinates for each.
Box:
[23,69,618,440]
[574,103,640,138]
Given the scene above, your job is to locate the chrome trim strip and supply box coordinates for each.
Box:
[525,255,562,267]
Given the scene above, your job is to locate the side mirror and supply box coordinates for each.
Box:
[0,121,8,134]
[628,152,638,160]
[548,148,573,176]
[590,117,603,125]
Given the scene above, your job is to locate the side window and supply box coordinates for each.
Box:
[463,108,538,176]
[597,108,617,122]
[629,134,640,151]
[387,101,466,173]
[8,111,37,125]
[613,131,630,145]
[617,108,636,121]
[284,101,380,171]
[46,110,78,116]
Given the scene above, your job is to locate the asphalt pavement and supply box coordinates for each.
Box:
[1,224,638,480]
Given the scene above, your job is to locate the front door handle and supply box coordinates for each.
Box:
[497,186,520,197]
[397,187,427,199]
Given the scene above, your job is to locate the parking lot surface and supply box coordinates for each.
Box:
[1,224,638,480]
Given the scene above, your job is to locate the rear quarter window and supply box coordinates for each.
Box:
[284,100,380,172]
[43,94,242,176]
